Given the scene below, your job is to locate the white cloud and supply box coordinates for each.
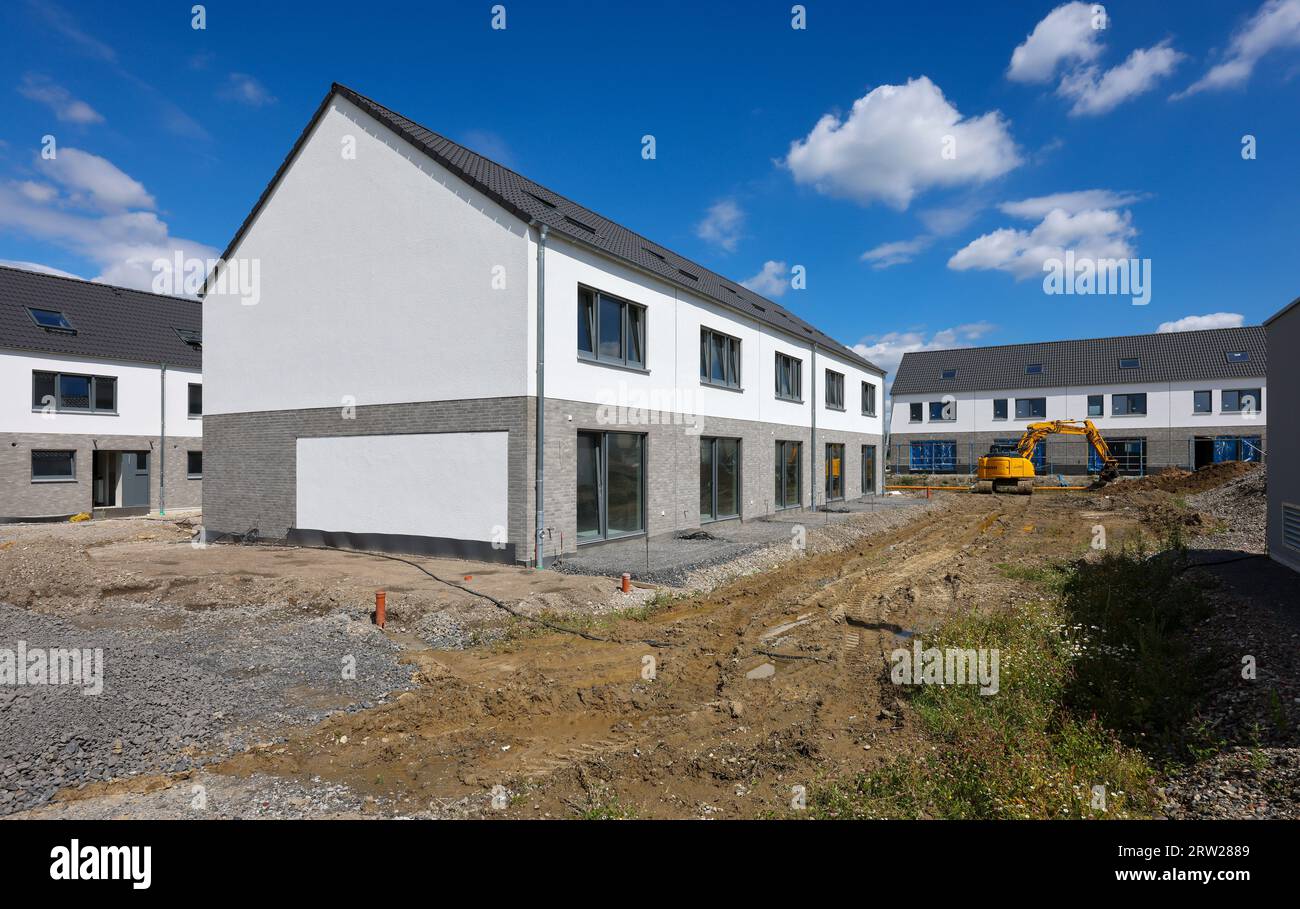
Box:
[0,259,83,279]
[949,206,1137,280]
[1157,312,1245,332]
[1176,0,1300,97]
[853,322,996,378]
[861,237,932,270]
[1058,41,1185,115]
[17,74,104,124]
[0,151,216,293]
[15,180,58,203]
[784,76,1021,210]
[219,73,276,107]
[1008,2,1104,83]
[695,198,744,252]
[36,148,155,211]
[740,260,788,297]
[998,189,1145,219]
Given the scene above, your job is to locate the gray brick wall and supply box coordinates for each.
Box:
[889,426,1268,475]
[0,431,201,519]
[202,398,530,544]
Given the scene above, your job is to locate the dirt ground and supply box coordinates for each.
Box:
[5,467,1292,820]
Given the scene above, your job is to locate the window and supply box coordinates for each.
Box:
[577,287,645,368]
[862,445,876,494]
[1193,390,1212,413]
[1112,393,1147,415]
[188,383,202,417]
[31,450,76,482]
[1025,363,1043,375]
[1103,438,1147,476]
[700,328,741,389]
[774,440,802,509]
[909,441,956,473]
[1222,388,1262,414]
[174,327,202,350]
[134,451,149,476]
[941,368,957,380]
[825,443,845,501]
[775,352,802,401]
[1226,351,1249,363]
[929,400,954,422]
[27,308,76,333]
[31,371,116,413]
[825,370,844,410]
[993,399,1008,420]
[576,431,644,542]
[1118,358,1141,370]
[861,382,877,416]
[1015,397,1047,419]
[700,438,741,521]
[1087,394,1104,417]
[909,402,923,423]
[187,451,203,479]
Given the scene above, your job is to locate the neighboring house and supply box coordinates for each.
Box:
[0,266,203,521]
[202,83,885,565]
[1265,297,1298,573]
[888,327,1267,476]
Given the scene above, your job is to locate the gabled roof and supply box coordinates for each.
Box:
[1265,295,1300,326]
[890,326,1266,396]
[0,265,202,370]
[209,82,881,375]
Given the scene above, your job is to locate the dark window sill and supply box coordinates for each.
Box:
[700,379,744,393]
[577,355,650,375]
[31,478,77,484]
[776,396,804,405]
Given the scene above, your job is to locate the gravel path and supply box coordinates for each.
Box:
[0,598,413,816]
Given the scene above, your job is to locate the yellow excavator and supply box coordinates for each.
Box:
[974,419,1119,494]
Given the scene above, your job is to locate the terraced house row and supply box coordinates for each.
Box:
[888,326,1268,476]
[0,266,203,521]
[201,84,886,565]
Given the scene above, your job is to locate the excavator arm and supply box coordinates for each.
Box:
[976,420,1119,493]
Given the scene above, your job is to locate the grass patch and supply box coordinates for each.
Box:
[811,533,1209,819]
[996,562,1070,591]
[576,799,638,820]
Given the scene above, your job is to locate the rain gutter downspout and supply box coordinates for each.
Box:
[810,342,817,512]
[533,222,548,568]
[159,362,167,516]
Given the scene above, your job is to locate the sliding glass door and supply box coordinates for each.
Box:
[774,440,801,509]
[577,431,645,542]
[700,437,740,522]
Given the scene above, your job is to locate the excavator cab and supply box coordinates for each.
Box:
[974,419,1119,495]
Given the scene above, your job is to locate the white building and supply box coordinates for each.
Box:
[0,266,203,520]
[888,327,1266,476]
[1265,297,1298,573]
[202,83,885,565]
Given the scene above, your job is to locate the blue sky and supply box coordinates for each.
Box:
[1,0,1298,376]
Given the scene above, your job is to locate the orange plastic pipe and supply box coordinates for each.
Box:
[375,590,386,629]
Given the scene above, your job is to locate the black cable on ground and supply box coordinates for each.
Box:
[199,532,674,649]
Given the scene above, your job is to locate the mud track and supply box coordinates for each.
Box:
[179,493,1132,818]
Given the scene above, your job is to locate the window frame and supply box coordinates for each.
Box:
[929,400,955,422]
[1111,392,1148,416]
[699,436,742,522]
[1087,394,1104,417]
[1225,351,1250,364]
[577,285,647,370]
[1015,397,1047,420]
[908,402,923,423]
[187,450,203,479]
[31,449,77,483]
[774,440,802,509]
[824,442,845,502]
[1222,388,1263,414]
[31,370,117,414]
[861,381,877,416]
[1118,357,1141,370]
[774,352,803,402]
[825,369,845,411]
[1193,390,1212,414]
[1024,363,1043,376]
[992,398,1008,421]
[699,327,742,390]
[575,430,646,543]
[188,383,203,418]
[26,307,76,334]
[861,444,876,495]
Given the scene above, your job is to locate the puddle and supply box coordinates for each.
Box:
[893,629,916,640]
[745,663,776,680]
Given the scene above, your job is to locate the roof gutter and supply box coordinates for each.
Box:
[533,222,549,569]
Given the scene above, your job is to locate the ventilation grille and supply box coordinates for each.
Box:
[1284,503,1300,551]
